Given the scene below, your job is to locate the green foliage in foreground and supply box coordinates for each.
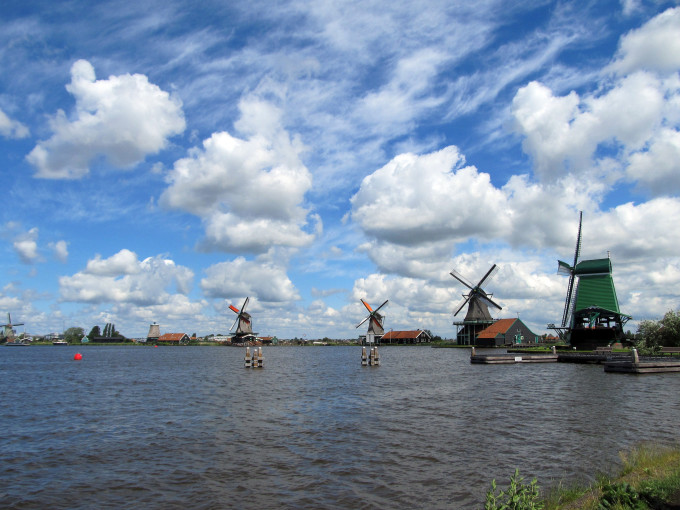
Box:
[485,469,543,510]
[487,443,680,509]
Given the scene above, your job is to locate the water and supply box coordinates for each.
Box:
[2,346,679,509]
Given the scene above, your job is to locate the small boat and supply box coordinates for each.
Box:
[5,340,30,346]
[53,340,69,346]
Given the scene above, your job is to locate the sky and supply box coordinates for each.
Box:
[1,0,680,340]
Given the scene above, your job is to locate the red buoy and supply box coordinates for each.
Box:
[74,353,82,361]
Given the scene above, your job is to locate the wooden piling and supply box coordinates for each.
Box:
[244,346,252,368]
[370,346,380,366]
[361,346,368,366]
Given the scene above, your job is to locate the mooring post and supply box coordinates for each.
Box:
[551,345,557,355]
[258,346,264,368]
[244,346,252,368]
[631,347,639,364]
[371,346,380,366]
[361,346,368,366]
[471,346,476,357]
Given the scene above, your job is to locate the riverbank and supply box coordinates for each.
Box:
[488,443,680,509]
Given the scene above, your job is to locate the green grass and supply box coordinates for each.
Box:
[489,443,680,509]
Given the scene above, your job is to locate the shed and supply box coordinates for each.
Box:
[475,319,539,347]
[157,333,190,345]
[380,330,432,345]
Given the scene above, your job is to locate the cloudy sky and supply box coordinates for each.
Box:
[2,0,679,339]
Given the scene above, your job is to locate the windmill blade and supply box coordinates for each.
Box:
[453,295,471,316]
[477,264,499,288]
[356,315,370,328]
[479,293,502,310]
[240,296,250,313]
[370,312,384,329]
[450,270,474,290]
[572,211,582,267]
[373,299,389,314]
[561,274,576,327]
[360,299,373,312]
[229,304,240,314]
[230,316,240,331]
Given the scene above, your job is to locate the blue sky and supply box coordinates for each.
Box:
[1,0,680,339]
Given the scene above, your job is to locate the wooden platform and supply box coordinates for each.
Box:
[604,360,680,374]
[470,353,558,364]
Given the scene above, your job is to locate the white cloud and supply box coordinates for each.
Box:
[0,108,29,138]
[608,7,680,75]
[200,256,299,303]
[351,146,509,246]
[59,250,194,305]
[13,228,39,264]
[27,59,185,179]
[626,128,680,194]
[50,240,69,263]
[161,96,316,253]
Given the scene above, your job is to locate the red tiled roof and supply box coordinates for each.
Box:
[381,330,425,340]
[476,319,517,339]
[158,333,188,342]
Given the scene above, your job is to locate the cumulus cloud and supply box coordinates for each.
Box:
[351,146,509,246]
[0,108,29,138]
[27,59,185,179]
[512,9,680,191]
[13,228,39,264]
[608,7,680,75]
[161,96,316,253]
[200,256,300,303]
[59,249,194,305]
[50,240,69,263]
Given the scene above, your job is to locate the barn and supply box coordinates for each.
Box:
[475,319,539,347]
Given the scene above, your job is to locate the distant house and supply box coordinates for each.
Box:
[380,330,432,345]
[258,336,278,345]
[475,318,539,347]
[157,333,190,345]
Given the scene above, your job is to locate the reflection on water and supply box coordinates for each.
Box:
[2,346,679,509]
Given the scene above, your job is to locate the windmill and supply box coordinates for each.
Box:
[552,211,631,348]
[557,211,583,330]
[228,297,256,343]
[356,298,388,345]
[2,313,25,343]
[450,264,502,345]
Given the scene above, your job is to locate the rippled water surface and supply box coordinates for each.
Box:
[2,345,679,509]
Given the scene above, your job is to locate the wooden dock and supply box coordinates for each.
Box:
[604,359,680,374]
[470,347,558,364]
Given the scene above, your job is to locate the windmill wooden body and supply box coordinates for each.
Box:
[2,313,25,344]
[450,265,502,345]
[229,297,257,343]
[356,299,388,345]
[550,212,631,349]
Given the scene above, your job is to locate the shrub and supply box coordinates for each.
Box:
[485,469,543,510]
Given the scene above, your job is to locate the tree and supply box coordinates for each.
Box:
[64,327,85,343]
[636,310,680,353]
[87,325,101,342]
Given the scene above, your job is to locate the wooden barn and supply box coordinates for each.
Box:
[157,333,190,345]
[475,318,539,347]
[380,330,432,345]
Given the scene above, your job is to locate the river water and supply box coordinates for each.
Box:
[2,345,679,509]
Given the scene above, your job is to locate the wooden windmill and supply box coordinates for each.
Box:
[356,298,388,345]
[1,313,24,343]
[450,264,502,345]
[228,297,256,343]
[552,212,631,348]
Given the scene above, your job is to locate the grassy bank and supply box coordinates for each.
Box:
[486,443,680,509]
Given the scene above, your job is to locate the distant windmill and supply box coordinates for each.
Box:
[450,265,502,345]
[554,211,631,348]
[356,298,388,345]
[147,322,161,343]
[451,264,502,321]
[1,313,25,342]
[228,297,256,342]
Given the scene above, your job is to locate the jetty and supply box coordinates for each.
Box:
[604,348,680,374]
[470,346,558,364]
